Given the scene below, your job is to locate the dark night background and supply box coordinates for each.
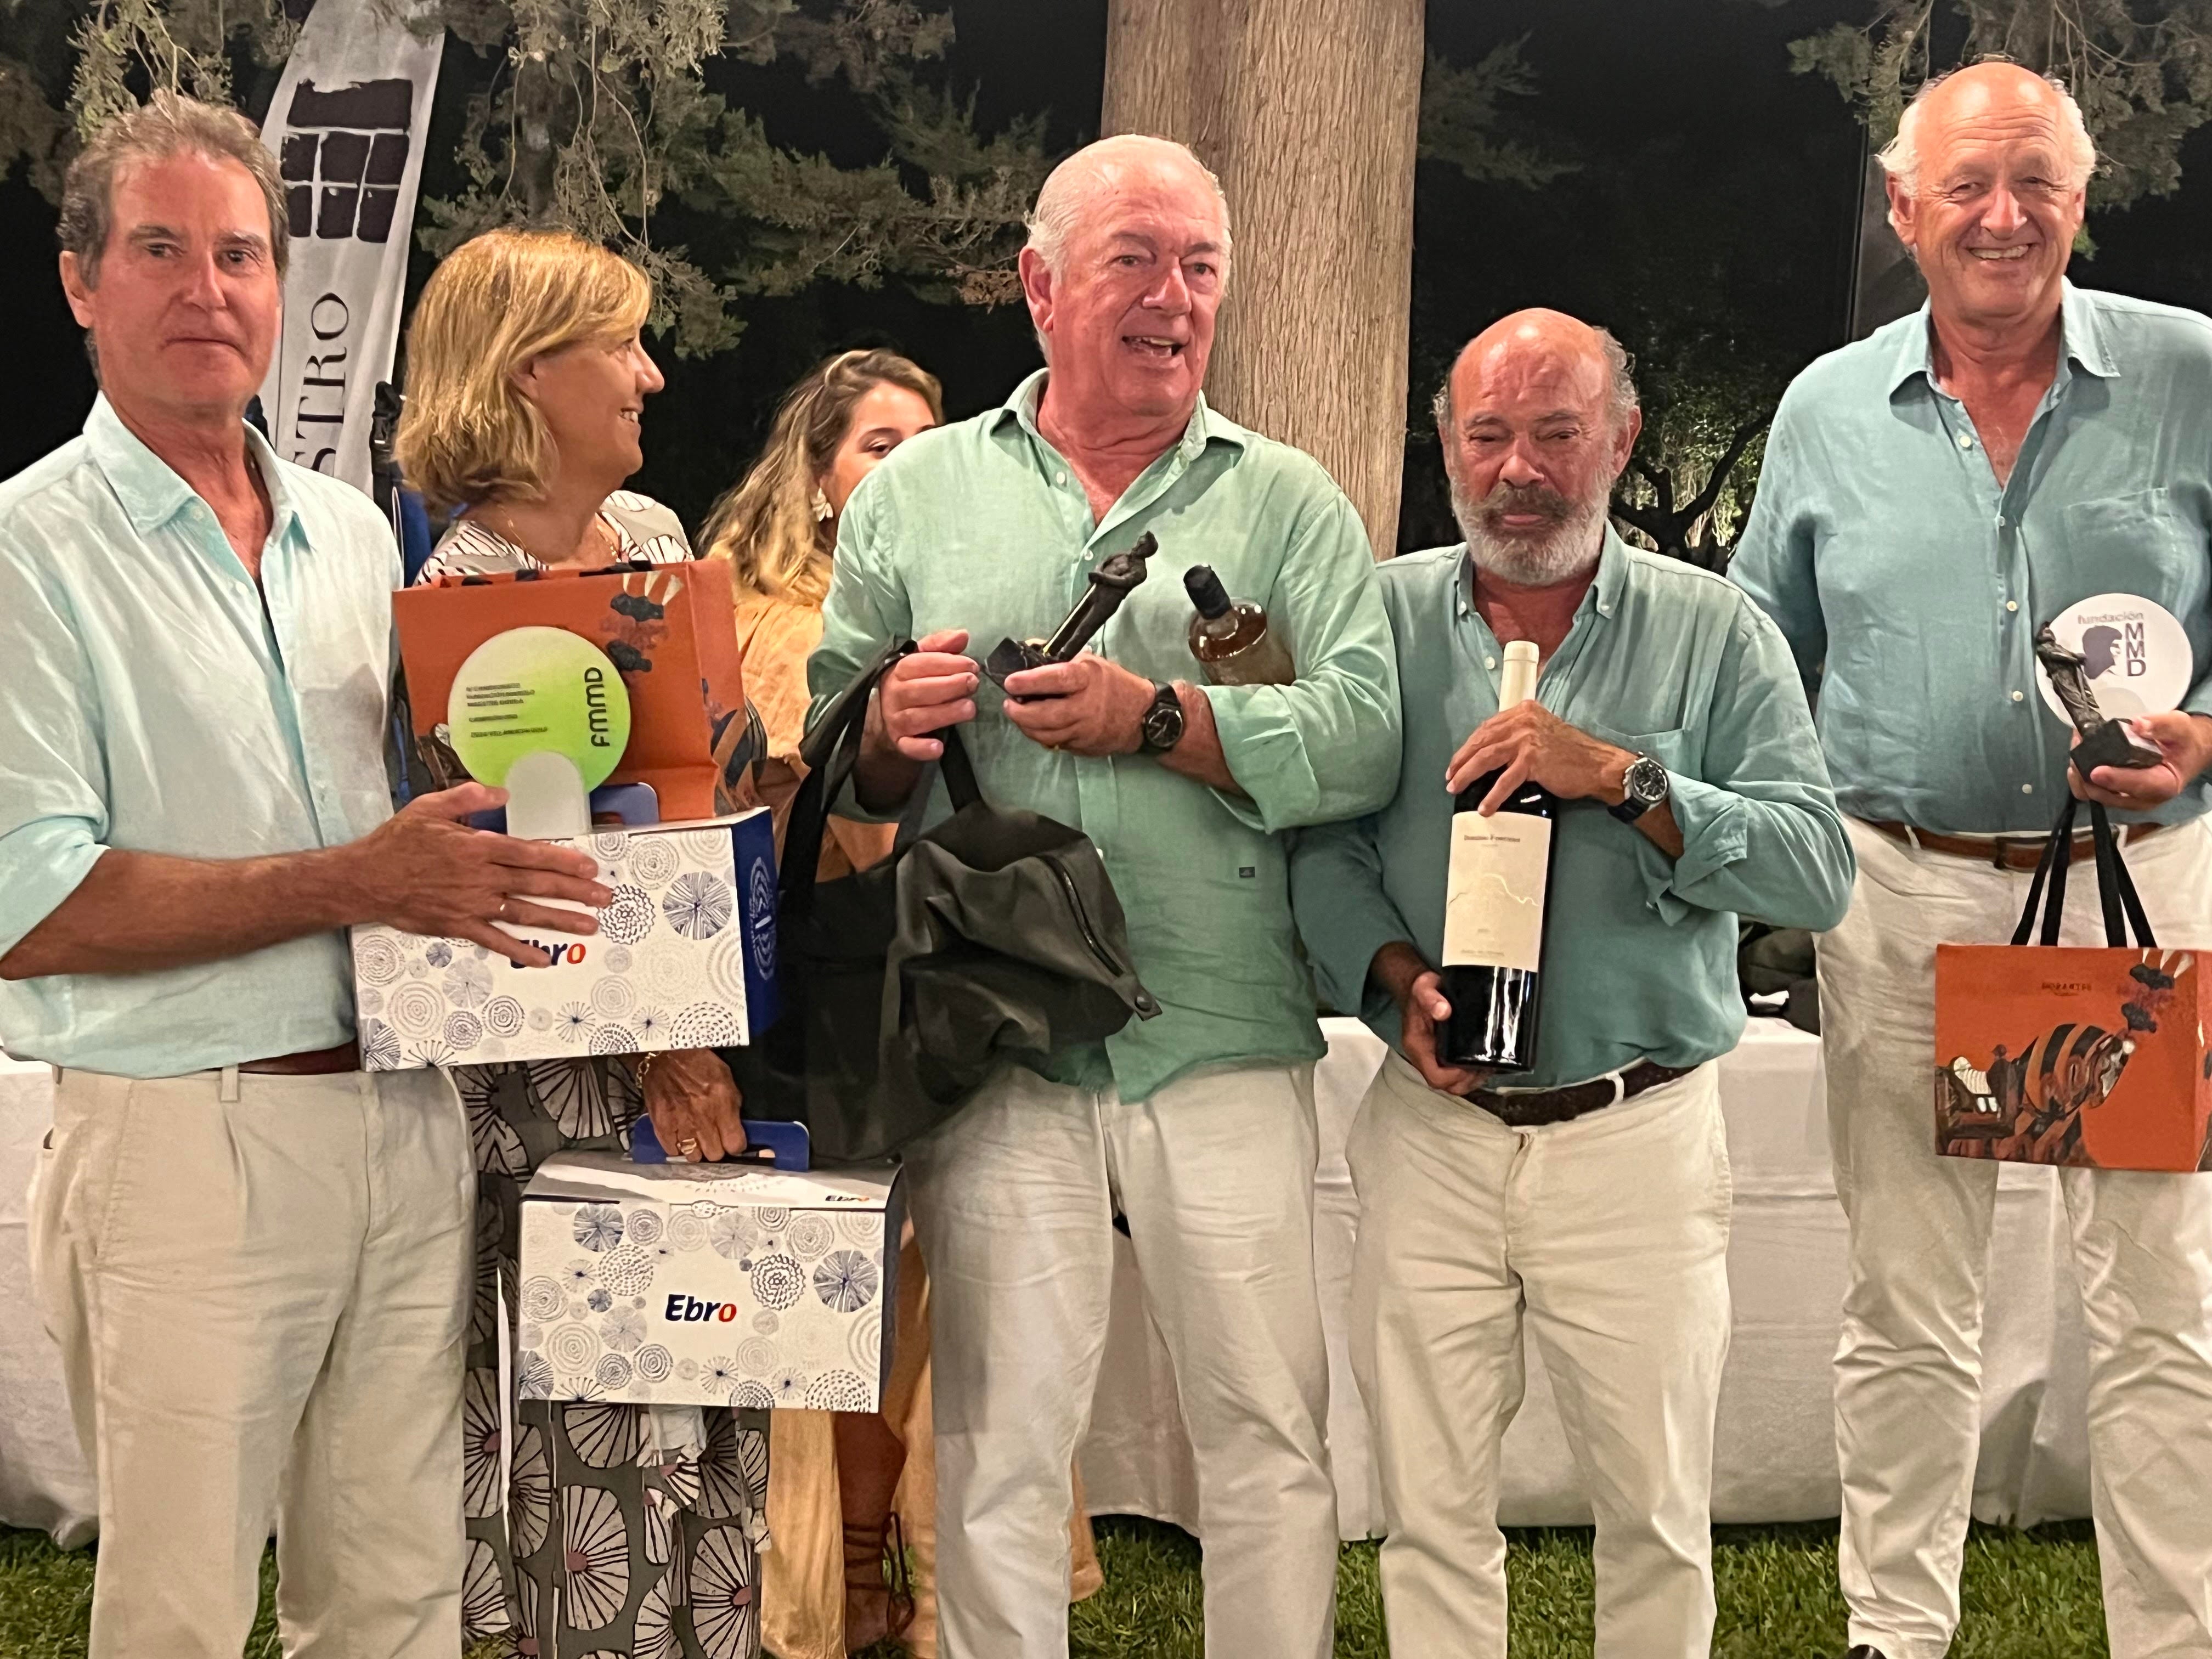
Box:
[5,0,2210,551]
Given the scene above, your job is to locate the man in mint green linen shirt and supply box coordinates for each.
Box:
[809,136,1398,1659]
[1730,64,2212,1659]
[0,95,603,1659]
[1290,311,1849,1659]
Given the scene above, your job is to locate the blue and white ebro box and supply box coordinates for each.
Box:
[348,810,779,1070]
[517,1151,904,1410]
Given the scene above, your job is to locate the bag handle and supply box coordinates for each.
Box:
[2008,795,2157,948]
[783,641,988,915]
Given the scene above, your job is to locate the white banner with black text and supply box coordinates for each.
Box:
[255,0,443,494]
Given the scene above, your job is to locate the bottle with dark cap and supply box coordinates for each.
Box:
[1184,565,1295,686]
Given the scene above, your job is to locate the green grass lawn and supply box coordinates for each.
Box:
[2,1516,2107,1658]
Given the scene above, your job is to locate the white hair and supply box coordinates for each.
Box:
[1877,66,2098,196]
[1023,133,1233,280]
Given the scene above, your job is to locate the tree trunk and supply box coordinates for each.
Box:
[1102,0,1425,558]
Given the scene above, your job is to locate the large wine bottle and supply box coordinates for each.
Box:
[1439,638,1556,1073]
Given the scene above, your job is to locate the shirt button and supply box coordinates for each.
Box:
[1957,433,1974,450]
[1055,471,1067,486]
[2006,600,2019,613]
[2022,783,2035,794]
[1996,514,2008,529]
[2011,690,2025,703]
[1485,655,1497,670]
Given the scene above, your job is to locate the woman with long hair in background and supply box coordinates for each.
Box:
[398,227,768,1659]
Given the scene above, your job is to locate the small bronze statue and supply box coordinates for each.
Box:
[984,531,1158,697]
[2034,624,2163,775]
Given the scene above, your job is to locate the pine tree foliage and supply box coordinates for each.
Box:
[19,0,1049,356]
[1784,0,2212,208]
[1419,36,1577,189]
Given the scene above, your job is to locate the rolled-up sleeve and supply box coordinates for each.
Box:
[1642,603,1854,930]
[0,538,110,957]
[1730,394,1828,706]
[1203,487,1402,833]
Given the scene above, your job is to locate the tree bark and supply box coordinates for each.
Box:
[1102,0,1425,557]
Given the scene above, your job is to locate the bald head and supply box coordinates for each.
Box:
[1025,135,1231,279]
[1436,309,1635,438]
[1881,61,2096,195]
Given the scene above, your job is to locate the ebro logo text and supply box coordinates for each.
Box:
[665,1295,741,1323]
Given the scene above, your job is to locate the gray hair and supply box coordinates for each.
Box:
[1432,327,1639,438]
[1024,133,1233,281]
[60,89,289,289]
[1877,66,2098,195]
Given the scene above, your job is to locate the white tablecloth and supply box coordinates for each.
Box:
[1,1025,2095,1546]
[1077,1018,2096,1537]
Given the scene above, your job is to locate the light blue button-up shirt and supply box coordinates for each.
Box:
[1734,283,2212,833]
[0,397,400,1075]
[1291,532,1853,1090]
[811,370,1402,1102]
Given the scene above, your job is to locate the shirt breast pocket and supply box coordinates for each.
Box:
[2056,486,2202,598]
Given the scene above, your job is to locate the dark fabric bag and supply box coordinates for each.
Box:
[723,640,1159,1161]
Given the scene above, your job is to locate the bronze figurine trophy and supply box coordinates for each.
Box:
[2034,624,2164,776]
[984,531,1158,698]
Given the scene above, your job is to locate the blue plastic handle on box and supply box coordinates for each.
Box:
[630,1113,810,1172]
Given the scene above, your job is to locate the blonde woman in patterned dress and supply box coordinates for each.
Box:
[397,227,769,1659]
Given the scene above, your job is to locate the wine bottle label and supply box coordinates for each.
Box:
[1442,814,1552,972]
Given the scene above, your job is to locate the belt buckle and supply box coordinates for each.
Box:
[1989,834,2030,871]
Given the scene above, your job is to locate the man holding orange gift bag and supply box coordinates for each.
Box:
[1735,60,2212,1659]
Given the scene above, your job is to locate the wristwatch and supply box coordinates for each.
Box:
[1609,752,1671,823]
[1139,680,1186,754]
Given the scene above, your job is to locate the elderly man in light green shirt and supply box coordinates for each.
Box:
[809,135,1400,1659]
[1733,64,2212,1659]
[1291,311,1850,1659]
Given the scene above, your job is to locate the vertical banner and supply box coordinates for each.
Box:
[1849,142,1926,342]
[256,1,443,494]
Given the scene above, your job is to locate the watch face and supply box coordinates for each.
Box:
[1628,755,1669,803]
[1143,686,1185,750]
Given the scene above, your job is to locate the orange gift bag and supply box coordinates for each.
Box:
[1934,797,2210,1171]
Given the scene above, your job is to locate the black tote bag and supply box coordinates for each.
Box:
[723,640,1159,1160]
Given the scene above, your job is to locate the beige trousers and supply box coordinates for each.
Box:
[26,1064,472,1659]
[1822,816,2212,1659]
[904,1060,1339,1659]
[1349,1054,1733,1659]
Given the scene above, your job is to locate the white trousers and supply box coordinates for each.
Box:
[1348,1053,1733,1659]
[1822,816,2212,1659]
[26,1064,473,1659]
[904,1060,1339,1659]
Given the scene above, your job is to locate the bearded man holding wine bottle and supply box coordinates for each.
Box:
[1291,309,1854,1659]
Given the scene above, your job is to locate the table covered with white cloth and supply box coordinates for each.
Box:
[2,1023,2095,1546]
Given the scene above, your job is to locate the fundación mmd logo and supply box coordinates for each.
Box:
[277,78,415,243]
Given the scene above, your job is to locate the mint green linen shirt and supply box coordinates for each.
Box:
[1734,284,2212,833]
[0,398,400,1075]
[1290,532,1853,1090]
[809,370,1402,1102]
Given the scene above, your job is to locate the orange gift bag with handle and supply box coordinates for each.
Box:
[1934,797,2210,1171]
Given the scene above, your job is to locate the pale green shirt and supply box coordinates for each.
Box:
[1291,532,1853,1090]
[0,398,400,1075]
[809,370,1403,1102]
[1735,283,2212,832]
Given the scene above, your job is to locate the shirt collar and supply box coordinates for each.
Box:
[1886,279,2119,396]
[1453,523,1630,620]
[990,368,1246,462]
[85,395,308,551]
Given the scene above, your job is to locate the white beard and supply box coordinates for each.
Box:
[1451,473,1608,586]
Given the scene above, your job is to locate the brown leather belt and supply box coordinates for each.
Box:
[239,1041,361,1075]
[1466,1059,1697,1128]
[1863,818,2164,872]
